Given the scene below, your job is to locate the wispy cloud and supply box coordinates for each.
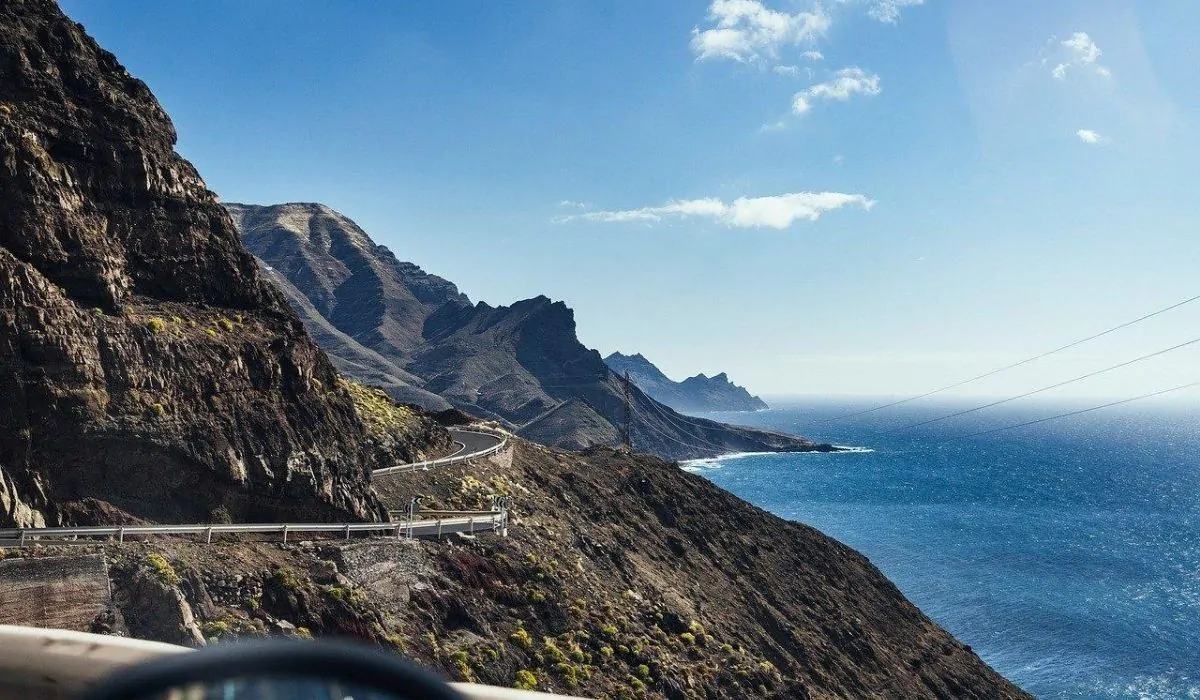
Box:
[557,200,590,209]
[759,120,787,133]
[1076,129,1107,145]
[868,0,925,24]
[1049,32,1111,80]
[802,50,824,61]
[792,67,881,115]
[554,191,875,229]
[691,0,830,63]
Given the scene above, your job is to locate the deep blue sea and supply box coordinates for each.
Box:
[685,398,1200,700]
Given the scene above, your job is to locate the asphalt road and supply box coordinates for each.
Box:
[448,428,504,457]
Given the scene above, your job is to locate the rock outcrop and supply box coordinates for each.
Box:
[0,0,400,526]
[232,203,823,460]
[605,352,768,413]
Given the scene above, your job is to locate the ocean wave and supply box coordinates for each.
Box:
[680,446,873,470]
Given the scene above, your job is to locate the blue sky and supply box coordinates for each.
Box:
[60,0,1200,399]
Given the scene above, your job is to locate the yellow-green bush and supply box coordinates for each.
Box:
[513,670,538,690]
[146,317,167,333]
[144,553,181,586]
[508,628,532,648]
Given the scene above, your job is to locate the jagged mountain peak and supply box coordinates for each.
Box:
[608,353,768,414]
[237,204,800,458]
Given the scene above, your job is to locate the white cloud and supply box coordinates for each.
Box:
[554,191,875,229]
[773,64,802,77]
[1076,129,1107,145]
[759,120,787,133]
[802,50,824,61]
[1048,32,1111,80]
[1063,32,1101,64]
[691,0,830,63]
[557,200,589,209]
[792,67,881,115]
[868,0,925,24]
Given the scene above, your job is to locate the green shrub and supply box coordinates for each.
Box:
[600,646,614,659]
[144,553,181,586]
[205,328,218,338]
[552,662,579,688]
[599,624,619,638]
[637,664,651,679]
[542,639,567,664]
[679,632,696,645]
[513,670,538,690]
[508,628,532,648]
[146,317,167,333]
[295,627,313,640]
[150,402,165,417]
[218,318,235,332]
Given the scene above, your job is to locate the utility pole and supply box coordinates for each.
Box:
[621,370,633,451]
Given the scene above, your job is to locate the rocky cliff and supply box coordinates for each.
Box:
[605,352,768,413]
[0,0,407,526]
[232,203,821,460]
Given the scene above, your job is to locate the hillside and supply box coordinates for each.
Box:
[231,203,825,460]
[0,0,430,527]
[2,438,1031,699]
[605,352,768,413]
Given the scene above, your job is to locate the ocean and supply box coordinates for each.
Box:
[683,398,1200,700]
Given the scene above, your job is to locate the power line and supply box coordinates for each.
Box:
[628,401,725,451]
[940,382,1199,443]
[886,335,1200,433]
[636,390,734,451]
[816,293,1200,424]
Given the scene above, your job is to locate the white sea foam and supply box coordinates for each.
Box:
[680,445,873,470]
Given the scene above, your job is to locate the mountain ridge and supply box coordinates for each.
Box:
[605,351,769,413]
[231,202,820,460]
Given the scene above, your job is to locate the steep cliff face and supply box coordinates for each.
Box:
[234,203,826,460]
[605,352,769,413]
[0,0,391,526]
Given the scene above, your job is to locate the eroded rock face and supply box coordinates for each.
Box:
[0,0,387,525]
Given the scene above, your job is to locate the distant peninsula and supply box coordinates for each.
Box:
[605,352,768,413]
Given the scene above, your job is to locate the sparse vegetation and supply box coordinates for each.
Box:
[513,670,538,690]
[509,627,533,648]
[146,317,167,333]
[143,553,180,586]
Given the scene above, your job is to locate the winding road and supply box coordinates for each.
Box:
[372,427,507,476]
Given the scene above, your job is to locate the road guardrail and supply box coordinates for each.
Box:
[374,428,508,476]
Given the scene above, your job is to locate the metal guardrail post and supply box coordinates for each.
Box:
[282,525,289,543]
[344,524,351,540]
[19,530,25,547]
[436,519,443,540]
[118,527,125,543]
[468,516,474,534]
[206,527,213,544]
